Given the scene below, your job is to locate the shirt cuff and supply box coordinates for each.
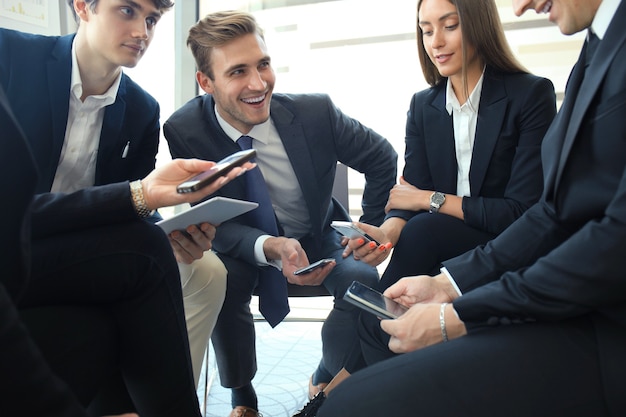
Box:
[440,267,462,296]
[254,235,283,270]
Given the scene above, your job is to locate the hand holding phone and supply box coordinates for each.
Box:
[293,258,335,275]
[344,281,408,319]
[331,221,381,245]
[177,149,256,193]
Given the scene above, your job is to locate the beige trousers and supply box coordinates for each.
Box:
[178,251,227,387]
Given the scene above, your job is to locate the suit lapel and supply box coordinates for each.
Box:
[96,77,126,182]
[271,99,323,231]
[424,87,457,192]
[47,35,73,172]
[470,72,507,195]
[554,5,626,189]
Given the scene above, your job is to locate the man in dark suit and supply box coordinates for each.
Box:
[163,11,397,417]
[0,0,226,384]
[0,83,255,416]
[316,0,626,415]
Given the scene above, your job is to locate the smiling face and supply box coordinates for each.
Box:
[75,0,162,71]
[512,0,601,35]
[196,33,275,134]
[418,0,480,86]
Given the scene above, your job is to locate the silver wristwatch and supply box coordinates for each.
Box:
[429,192,446,214]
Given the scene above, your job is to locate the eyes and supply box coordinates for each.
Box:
[120,6,160,29]
[230,60,272,77]
[420,22,459,37]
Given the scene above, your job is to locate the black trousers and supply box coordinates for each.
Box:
[15,221,201,417]
[319,316,610,417]
[211,229,379,389]
[379,212,495,290]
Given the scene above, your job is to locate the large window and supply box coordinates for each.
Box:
[129,0,585,216]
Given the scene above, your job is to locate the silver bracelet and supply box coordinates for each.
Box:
[440,303,449,342]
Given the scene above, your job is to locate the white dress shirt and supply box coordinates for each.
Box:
[51,40,121,193]
[445,70,485,198]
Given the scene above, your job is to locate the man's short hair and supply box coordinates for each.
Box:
[66,0,175,24]
[187,10,264,80]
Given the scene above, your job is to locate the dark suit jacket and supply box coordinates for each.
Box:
[445,3,626,415]
[0,28,160,193]
[0,84,138,417]
[164,93,397,265]
[390,67,556,235]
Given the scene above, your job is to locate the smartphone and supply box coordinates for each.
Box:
[330,221,381,245]
[176,149,256,194]
[293,258,335,275]
[343,281,409,320]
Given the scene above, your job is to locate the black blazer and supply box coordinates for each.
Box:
[445,3,626,415]
[390,67,556,234]
[0,85,113,417]
[0,28,160,193]
[164,93,397,264]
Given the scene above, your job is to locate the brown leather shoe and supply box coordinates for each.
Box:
[229,406,261,417]
[308,375,328,400]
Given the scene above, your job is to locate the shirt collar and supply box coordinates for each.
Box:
[445,68,485,115]
[214,103,272,145]
[592,0,621,39]
[70,38,121,105]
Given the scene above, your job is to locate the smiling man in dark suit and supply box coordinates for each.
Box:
[316,0,626,416]
[163,11,397,417]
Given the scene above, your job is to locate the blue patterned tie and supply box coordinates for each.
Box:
[237,135,289,326]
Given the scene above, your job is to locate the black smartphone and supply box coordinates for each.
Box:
[343,281,409,319]
[330,221,381,245]
[176,149,256,194]
[293,258,335,275]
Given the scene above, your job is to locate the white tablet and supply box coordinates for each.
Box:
[156,197,258,235]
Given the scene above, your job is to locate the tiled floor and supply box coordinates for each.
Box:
[197,297,333,417]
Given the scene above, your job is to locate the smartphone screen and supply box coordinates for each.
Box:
[344,281,408,319]
[293,258,335,275]
[330,221,381,245]
[176,149,256,193]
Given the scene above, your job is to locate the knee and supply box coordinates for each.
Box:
[179,251,227,304]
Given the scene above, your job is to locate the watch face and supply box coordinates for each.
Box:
[431,192,445,206]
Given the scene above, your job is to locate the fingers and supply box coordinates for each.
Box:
[168,227,208,263]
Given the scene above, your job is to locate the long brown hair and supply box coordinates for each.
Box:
[417,0,527,93]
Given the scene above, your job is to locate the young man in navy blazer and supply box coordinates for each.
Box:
[0,0,224,386]
[164,11,397,417]
[317,0,626,416]
[0,82,255,416]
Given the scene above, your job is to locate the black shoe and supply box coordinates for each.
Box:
[292,391,326,417]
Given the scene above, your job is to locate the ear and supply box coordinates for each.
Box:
[74,0,90,23]
[196,71,214,94]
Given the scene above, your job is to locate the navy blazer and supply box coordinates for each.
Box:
[0,84,137,417]
[390,67,556,235]
[164,93,397,265]
[445,3,626,414]
[0,28,160,193]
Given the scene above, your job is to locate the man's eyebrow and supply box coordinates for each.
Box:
[120,0,164,17]
[419,11,458,26]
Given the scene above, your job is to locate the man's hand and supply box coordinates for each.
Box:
[264,237,334,286]
[381,302,467,353]
[168,222,217,264]
[141,158,256,210]
[383,273,459,306]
